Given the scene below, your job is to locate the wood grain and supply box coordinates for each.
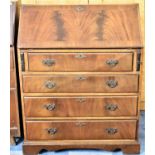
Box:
[89,0,145,111]
[18,5,142,48]
[28,52,133,72]
[24,96,138,117]
[22,74,139,93]
[10,90,18,128]
[10,47,14,69]
[26,120,137,140]
[23,140,140,154]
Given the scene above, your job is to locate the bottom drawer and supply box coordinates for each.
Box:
[26,120,137,140]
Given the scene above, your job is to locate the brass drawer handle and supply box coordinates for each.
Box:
[106,128,118,135]
[75,122,87,127]
[105,103,118,111]
[44,103,56,111]
[76,98,86,103]
[47,128,57,135]
[76,76,87,80]
[106,80,118,88]
[42,59,55,66]
[75,53,87,59]
[45,81,56,89]
[106,59,119,67]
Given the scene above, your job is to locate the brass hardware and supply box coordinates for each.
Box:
[44,103,56,111]
[76,76,87,80]
[75,6,85,12]
[75,53,87,59]
[76,98,86,103]
[45,81,56,89]
[47,128,57,135]
[105,103,118,111]
[106,59,119,67]
[20,53,25,71]
[75,122,86,127]
[106,80,118,88]
[42,59,55,66]
[106,128,118,135]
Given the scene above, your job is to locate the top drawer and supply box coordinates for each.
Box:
[27,52,133,72]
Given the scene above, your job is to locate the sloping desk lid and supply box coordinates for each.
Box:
[18,4,142,49]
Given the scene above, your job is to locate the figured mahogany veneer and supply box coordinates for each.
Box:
[24,96,138,117]
[18,4,142,154]
[26,120,137,140]
[23,74,139,93]
[18,5,142,48]
[28,52,133,72]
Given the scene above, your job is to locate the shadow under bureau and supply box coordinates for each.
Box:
[18,4,143,154]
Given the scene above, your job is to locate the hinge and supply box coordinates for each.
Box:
[137,49,141,71]
[20,53,25,71]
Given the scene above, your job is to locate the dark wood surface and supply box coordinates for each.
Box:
[24,96,138,117]
[26,120,137,140]
[28,52,133,72]
[18,4,142,48]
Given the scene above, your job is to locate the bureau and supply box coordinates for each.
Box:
[18,4,142,154]
[10,2,21,144]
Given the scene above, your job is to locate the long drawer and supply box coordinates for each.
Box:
[23,74,139,93]
[24,96,138,117]
[27,52,133,72]
[26,120,137,140]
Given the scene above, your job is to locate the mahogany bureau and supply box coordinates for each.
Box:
[18,4,143,154]
[10,2,21,144]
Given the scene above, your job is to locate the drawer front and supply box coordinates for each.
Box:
[10,90,18,128]
[24,96,138,117]
[23,74,139,93]
[10,70,15,88]
[28,52,133,72]
[26,120,137,140]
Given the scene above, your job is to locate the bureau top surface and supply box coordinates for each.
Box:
[10,2,16,46]
[18,4,142,49]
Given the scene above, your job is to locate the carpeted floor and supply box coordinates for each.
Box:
[10,112,145,155]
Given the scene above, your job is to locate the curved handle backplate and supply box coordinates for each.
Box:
[45,81,56,89]
[44,103,56,111]
[42,59,55,66]
[106,128,118,135]
[106,59,119,67]
[106,80,118,88]
[105,103,118,111]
